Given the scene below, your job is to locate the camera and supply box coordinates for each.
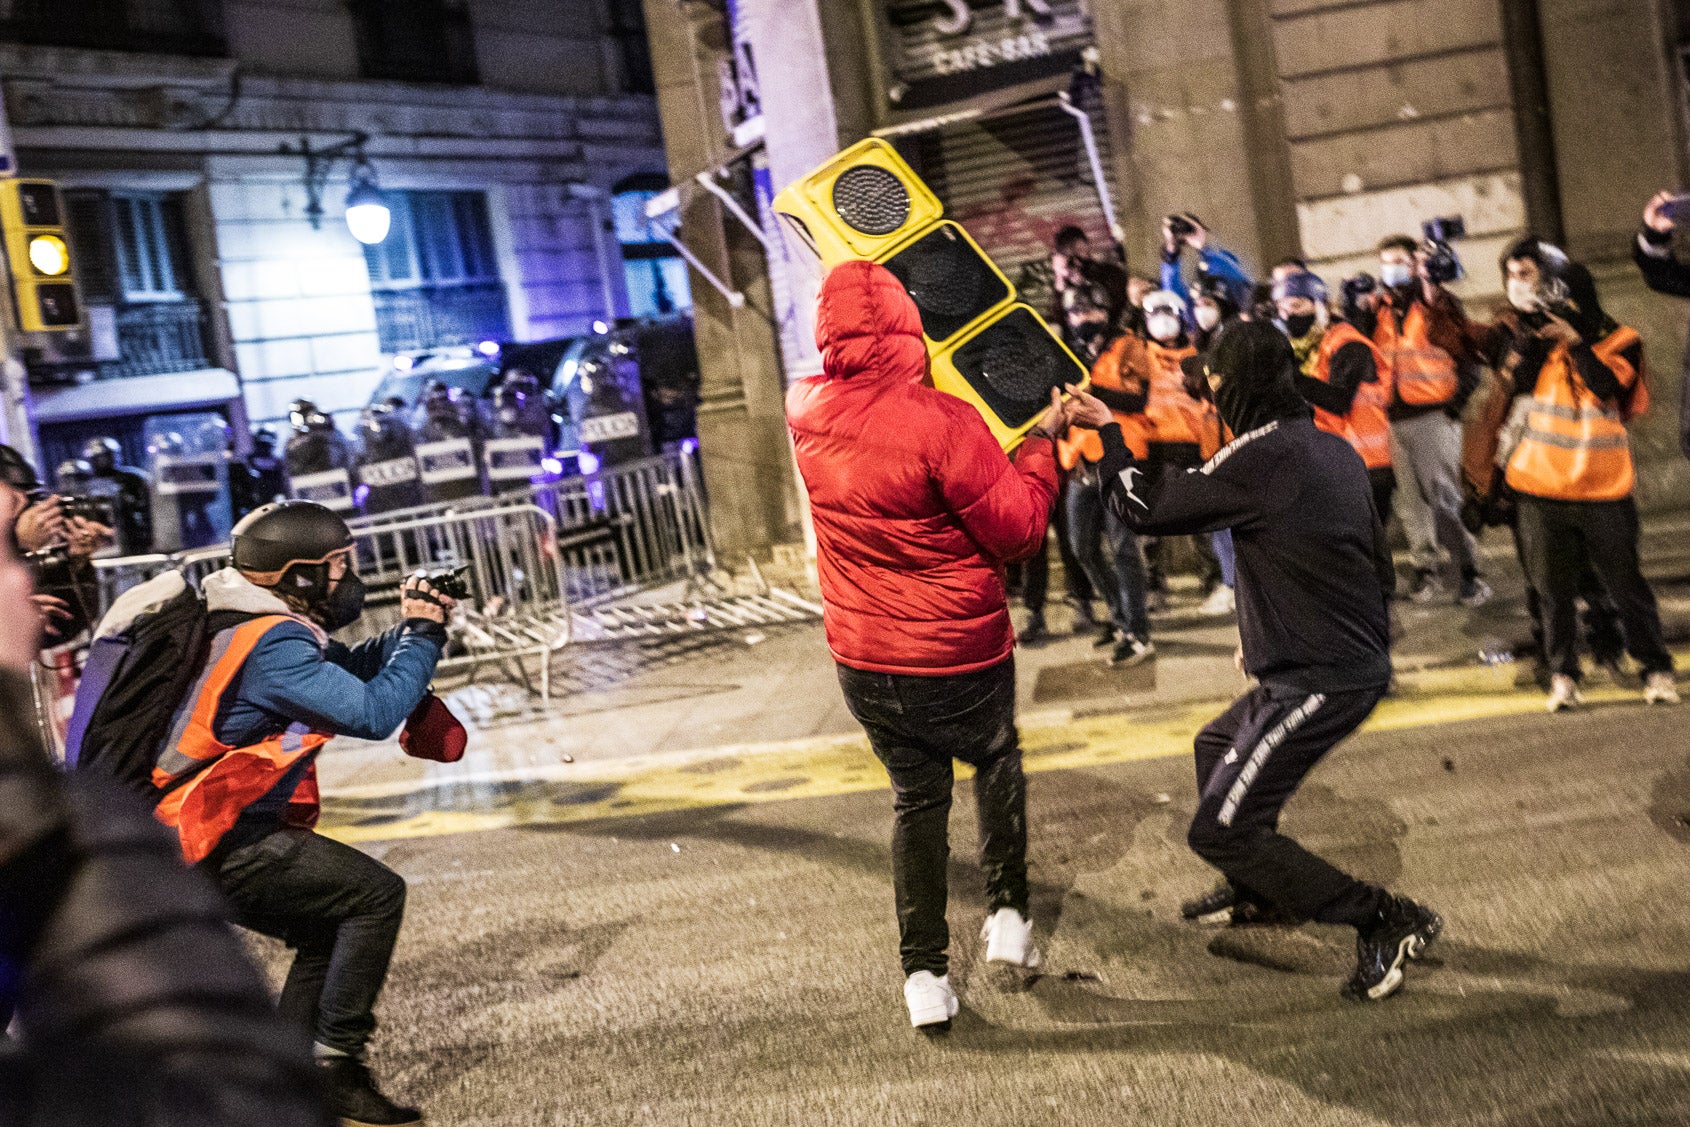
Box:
[58,494,115,526]
[417,564,471,601]
[1166,213,1197,240]
[1420,216,1466,285]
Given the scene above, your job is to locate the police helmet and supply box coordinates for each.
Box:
[82,436,121,472]
[232,500,353,599]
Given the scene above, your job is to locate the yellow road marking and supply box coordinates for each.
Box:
[321,654,1685,845]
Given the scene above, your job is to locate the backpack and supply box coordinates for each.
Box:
[65,571,211,801]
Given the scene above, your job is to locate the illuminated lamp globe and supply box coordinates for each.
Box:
[345,180,392,246]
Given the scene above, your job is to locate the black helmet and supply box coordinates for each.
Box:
[231,500,353,599]
[56,458,93,490]
[0,445,42,493]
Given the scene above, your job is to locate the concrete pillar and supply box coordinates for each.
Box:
[643,0,802,560]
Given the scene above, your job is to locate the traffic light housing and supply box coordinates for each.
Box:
[774,139,1085,449]
[0,180,83,332]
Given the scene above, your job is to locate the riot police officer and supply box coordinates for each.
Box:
[83,437,153,556]
[352,404,424,515]
[412,380,483,502]
[282,400,356,515]
[482,375,547,495]
[232,426,288,519]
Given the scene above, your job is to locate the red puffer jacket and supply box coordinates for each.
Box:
[786,260,1059,676]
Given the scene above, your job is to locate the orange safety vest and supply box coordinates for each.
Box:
[1141,338,1217,457]
[1059,334,1150,468]
[1374,297,1458,407]
[153,616,334,864]
[1505,326,1648,503]
[1304,322,1392,469]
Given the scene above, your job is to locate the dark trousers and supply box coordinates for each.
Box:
[1011,488,1093,614]
[1510,522,1623,667]
[1369,467,1397,597]
[1515,496,1673,680]
[837,659,1029,977]
[1063,469,1150,641]
[210,828,406,1056]
[1189,683,1389,929]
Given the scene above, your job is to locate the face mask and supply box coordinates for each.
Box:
[1284,313,1317,338]
[1380,263,1413,289]
[1195,305,1222,332]
[1507,278,1541,312]
[1146,312,1182,342]
[318,571,367,632]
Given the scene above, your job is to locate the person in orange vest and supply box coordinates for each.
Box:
[150,502,455,1124]
[1139,289,1224,607]
[1275,270,1397,525]
[1363,235,1488,607]
[1469,238,1624,687]
[1058,330,1155,665]
[1498,260,1678,712]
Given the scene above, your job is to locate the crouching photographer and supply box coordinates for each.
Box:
[0,444,114,646]
[80,500,458,1125]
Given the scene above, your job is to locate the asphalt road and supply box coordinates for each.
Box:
[252,694,1690,1127]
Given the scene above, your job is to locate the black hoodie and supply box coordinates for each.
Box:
[1095,321,1392,692]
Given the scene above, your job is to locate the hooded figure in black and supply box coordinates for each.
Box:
[1062,320,1444,1004]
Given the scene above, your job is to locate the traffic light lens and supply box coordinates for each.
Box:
[949,309,1086,428]
[832,166,910,236]
[28,235,69,276]
[882,225,1010,342]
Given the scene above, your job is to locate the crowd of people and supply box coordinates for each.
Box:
[787,192,1688,1030]
[1032,207,1682,713]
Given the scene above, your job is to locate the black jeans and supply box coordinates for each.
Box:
[210,828,406,1055]
[1515,495,1673,679]
[1509,522,1623,667]
[837,659,1028,977]
[1189,683,1389,929]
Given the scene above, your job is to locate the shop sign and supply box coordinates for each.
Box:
[880,0,1093,111]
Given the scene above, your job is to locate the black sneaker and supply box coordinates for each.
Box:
[1093,625,1119,649]
[317,1057,422,1126]
[1019,612,1049,646]
[1180,881,1240,925]
[1227,898,1300,928]
[1342,895,1443,1002]
[1110,635,1154,668]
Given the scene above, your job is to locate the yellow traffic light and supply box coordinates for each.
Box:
[0,180,84,332]
[28,234,69,276]
[775,139,1085,450]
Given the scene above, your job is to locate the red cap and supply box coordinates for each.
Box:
[399,693,467,763]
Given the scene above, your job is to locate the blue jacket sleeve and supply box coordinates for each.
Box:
[323,629,402,682]
[237,622,444,742]
[1198,245,1253,307]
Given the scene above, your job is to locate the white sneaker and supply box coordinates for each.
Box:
[981,907,1042,970]
[1546,674,1582,713]
[1199,585,1236,617]
[1644,672,1681,706]
[903,971,958,1028]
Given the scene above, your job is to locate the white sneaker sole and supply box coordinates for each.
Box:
[1362,933,1428,1001]
[907,994,959,1028]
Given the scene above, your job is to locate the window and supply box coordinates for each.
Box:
[0,0,226,56]
[348,0,477,85]
[612,178,692,319]
[364,190,511,353]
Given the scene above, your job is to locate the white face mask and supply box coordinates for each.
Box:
[1146,312,1182,342]
[1195,305,1222,331]
[1507,278,1541,312]
[1380,262,1413,288]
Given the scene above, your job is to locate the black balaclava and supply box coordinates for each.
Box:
[1207,320,1314,437]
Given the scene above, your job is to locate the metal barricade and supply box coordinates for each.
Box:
[340,503,575,703]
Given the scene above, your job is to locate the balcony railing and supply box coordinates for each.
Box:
[372,284,512,355]
[0,0,227,56]
[99,299,215,379]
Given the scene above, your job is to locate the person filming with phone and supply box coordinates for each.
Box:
[1633,189,1690,463]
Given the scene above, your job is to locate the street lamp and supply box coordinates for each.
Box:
[344,165,391,246]
[280,131,391,245]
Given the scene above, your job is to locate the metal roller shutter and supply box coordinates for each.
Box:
[896,89,1115,317]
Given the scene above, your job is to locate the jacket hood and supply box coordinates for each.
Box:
[203,567,328,644]
[815,260,928,385]
[1207,319,1313,436]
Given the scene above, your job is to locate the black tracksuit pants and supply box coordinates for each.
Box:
[1189,682,1389,929]
[1515,495,1673,680]
[837,658,1029,978]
